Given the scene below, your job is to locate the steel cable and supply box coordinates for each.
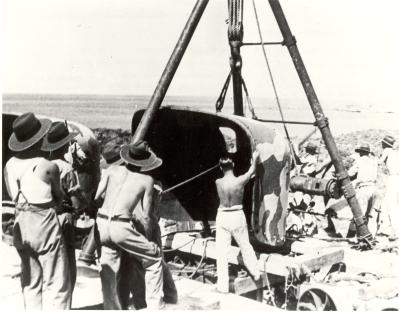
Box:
[251,0,299,172]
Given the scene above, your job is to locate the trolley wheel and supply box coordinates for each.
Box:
[297,288,337,311]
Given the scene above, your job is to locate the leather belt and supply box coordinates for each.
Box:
[97,212,131,223]
[218,205,243,212]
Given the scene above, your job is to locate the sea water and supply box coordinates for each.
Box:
[2,93,397,138]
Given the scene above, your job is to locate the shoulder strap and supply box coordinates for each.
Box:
[14,158,43,208]
[14,178,29,210]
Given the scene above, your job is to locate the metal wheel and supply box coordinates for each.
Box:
[297,288,337,311]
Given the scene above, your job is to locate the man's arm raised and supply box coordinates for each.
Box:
[238,150,260,184]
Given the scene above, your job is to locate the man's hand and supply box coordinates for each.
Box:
[252,150,260,164]
[325,207,338,218]
[131,216,153,239]
[142,217,154,240]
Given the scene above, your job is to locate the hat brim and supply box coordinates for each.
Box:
[120,144,162,172]
[107,158,124,167]
[8,118,52,152]
[41,132,79,152]
[382,140,394,147]
[302,164,316,175]
[355,148,371,154]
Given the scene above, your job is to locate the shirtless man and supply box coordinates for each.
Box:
[95,140,164,309]
[215,151,261,293]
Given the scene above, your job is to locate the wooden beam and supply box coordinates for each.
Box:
[293,249,344,272]
[234,274,284,295]
[289,237,349,255]
[167,233,344,278]
[233,249,344,295]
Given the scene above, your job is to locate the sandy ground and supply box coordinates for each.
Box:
[1,237,398,311]
[0,242,103,310]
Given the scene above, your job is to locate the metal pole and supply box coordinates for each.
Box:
[257,118,314,125]
[268,0,373,246]
[241,41,283,46]
[228,0,245,116]
[77,0,210,264]
[132,0,210,142]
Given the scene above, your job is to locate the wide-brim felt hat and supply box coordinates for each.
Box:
[382,135,395,147]
[120,141,162,172]
[103,143,122,165]
[355,144,371,154]
[41,121,79,151]
[8,112,52,152]
[305,142,317,153]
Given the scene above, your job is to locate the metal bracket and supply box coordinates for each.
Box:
[335,171,348,182]
[283,35,297,47]
[314,117,329,130]
[341,182,356,199]
[353,215,366,224]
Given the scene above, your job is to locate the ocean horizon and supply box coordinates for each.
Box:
[2,93,397,137]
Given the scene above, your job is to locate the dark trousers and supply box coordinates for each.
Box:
[58,211,77,291]
[13,206,72,309]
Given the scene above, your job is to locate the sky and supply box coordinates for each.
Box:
[3,0,400,109]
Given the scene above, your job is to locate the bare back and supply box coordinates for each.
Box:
[216,153,258,208]
[216,175,247,207]
[99,166,154,218]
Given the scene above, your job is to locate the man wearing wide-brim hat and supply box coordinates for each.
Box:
[77,142,124,268]
[377,135,399,240]
[4,112,72,309]
[347,143,379,238]
[94,140,165,309]
[42,121,80,294]
[299,141,319,176]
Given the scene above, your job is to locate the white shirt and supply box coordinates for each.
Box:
[300,154,317,175]
[348,155,378,186]
[4,157,43,202]
[20,165,53,205]
[381,148,399,176]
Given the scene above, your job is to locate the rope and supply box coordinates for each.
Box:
[163,238,197,253]
[171,266,216,274]
[228,0,243,41]
[241,75,258,119]
[188,237,212,278]
[160,227,216,238]
[216,72,231,112]
[289,208,353,221]
[251,0,299,173]
[263,256,277,307]
[161,164,219,194]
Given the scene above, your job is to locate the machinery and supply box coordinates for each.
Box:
[121,0,393,309]
[129,0,373,247]
[3,0,397,310]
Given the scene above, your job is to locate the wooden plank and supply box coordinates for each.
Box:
[164,278,279,311]
[168,233,344,278]
[234,273,284,295]
[292,249,345,272]
[234,249,343,295]
[289,237,349,254]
